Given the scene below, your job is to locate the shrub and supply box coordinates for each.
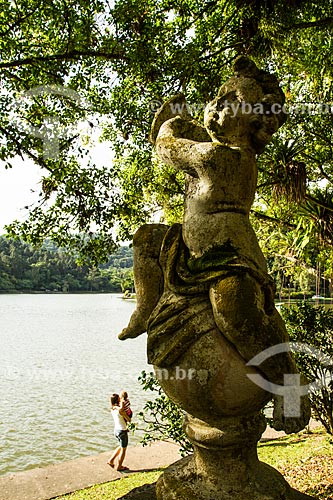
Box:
[130,371,192,456]
[281,302,333,435]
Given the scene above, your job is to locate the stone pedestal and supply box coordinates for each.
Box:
[156,413,315,500]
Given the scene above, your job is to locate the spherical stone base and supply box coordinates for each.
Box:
[156,455,316,500]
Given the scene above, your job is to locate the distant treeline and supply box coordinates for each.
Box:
[0,236,134,293]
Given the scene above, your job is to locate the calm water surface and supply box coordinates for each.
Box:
[0,294,151,476]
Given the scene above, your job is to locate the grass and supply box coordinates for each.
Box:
[55,469,163,500]
[258,427,333,499]
[56,427,332,500]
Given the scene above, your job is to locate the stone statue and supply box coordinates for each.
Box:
[119,56,314,500]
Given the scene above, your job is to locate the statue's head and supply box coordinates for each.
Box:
[204,56,287,153]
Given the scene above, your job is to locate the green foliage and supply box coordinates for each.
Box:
[0,0,332,266]
[129,371,193,456]
[281,302,333,435]
[0,236,133,292]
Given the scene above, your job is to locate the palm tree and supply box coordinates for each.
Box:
[259,136,307,203]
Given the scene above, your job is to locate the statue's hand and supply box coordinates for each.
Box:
[272,381,311,434]
[118,311,146,340]
[150,94,193,144]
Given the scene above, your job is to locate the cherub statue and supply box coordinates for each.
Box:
[119,56,310,435]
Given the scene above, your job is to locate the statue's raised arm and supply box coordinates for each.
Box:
[150,94,212,177]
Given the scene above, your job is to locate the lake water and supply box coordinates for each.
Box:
[0,294,152,476]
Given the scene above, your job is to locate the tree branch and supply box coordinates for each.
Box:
[0,125,51,172]
[250,209,296,229]
[0,48,126,70]
[317,164,333,185]
[305,194,333,213]
[0,6,40,37]
[256,179,279,190]
[198,41,243,62]
[301,155,333,185]
[289,17,333,30]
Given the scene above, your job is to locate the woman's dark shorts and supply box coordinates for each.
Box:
[115,429,128,448]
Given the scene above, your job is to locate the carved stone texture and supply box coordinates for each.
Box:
[119,56,314,499]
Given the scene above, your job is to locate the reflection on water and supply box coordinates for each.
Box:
[275,298,333,311]
[0,294,151,476]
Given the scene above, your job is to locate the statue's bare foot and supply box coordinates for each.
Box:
[272,393,311,434]
[118,310,147,340]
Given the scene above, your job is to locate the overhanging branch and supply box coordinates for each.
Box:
[250,210,296,229]
[0,48,126,70]
[289,17,333,30]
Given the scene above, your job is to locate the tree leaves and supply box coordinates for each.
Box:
[0,0,332,262]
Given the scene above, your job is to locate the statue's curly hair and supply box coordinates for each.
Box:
[218,55,287,127]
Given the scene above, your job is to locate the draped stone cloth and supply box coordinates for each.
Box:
[147,223,275,367]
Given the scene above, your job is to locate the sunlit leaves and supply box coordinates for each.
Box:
[0,0,332,264]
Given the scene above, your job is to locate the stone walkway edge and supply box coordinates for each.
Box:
[0,441,180,500]
[0,422,320,500]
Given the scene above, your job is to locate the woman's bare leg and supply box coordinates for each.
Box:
[116,447,127,470]
[108,446,121,466]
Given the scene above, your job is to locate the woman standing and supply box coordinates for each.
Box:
[107,393,131,471]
